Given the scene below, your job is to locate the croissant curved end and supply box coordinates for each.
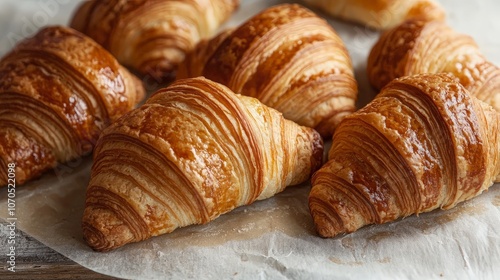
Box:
[82,207,136,252]
[309,196,345,238]
[309,166,367,238]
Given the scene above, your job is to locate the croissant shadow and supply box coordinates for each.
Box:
[116,183,316,251]
[353,61,378,109]
[331,191,494,245]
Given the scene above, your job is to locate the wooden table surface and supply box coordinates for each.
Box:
[1,222,119,280]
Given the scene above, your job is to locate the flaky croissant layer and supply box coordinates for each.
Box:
[368,19,500,112]
[71,0,239,81]
[0,26,145,186]
[178,4,358,137]
[309,73,500,238]
[83,77,323,251]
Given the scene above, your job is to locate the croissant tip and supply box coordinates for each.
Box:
[309,184,348,238]
[406,0,446,23]
[311,211,343,238]
[82,206,137,252]
[82,222,112,252]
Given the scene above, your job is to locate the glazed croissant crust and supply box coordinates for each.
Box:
[83,77,323,251]
[71,0,239,81]
[368,19,500,112]
[309,73,500,238]
[178,4,357,137]
[302,0,445,30]
[0,26,145,186]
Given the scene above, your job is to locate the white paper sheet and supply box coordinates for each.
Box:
[1,0,499,279]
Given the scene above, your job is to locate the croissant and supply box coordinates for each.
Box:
[70,0,240,82]
[301,0,445,30]
[0,26,145,186]
[177,4,358,138]
[309,73,500,238]
[82,77,323,251]
[368,19,500,112]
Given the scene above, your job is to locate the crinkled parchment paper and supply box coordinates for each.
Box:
[1,0,500,279]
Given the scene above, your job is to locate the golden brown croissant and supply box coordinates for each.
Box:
[302,0,445,29]
[368,19,500,112]
[82,77,323,251]
[70,0,239,81]
[177,4,358,138]
[0,26,145,186]
[309,73,500,238]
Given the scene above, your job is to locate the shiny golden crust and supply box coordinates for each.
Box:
[83,77,323,251]
[368,19,500,112]
[302,0,445,29]
[71,0,239,81]
[0,26,145,186]
[309,73,500,238]
[178,4,357,137]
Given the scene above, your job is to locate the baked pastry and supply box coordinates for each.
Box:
[83,77,323,251]
[70,0,240,81]
[309,73,500,238]
[368,19,500,112]
[178,4,358,137]
[302,0,445,29]
[0,26,145,186]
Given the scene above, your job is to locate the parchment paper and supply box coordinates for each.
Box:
[1,0,500,279]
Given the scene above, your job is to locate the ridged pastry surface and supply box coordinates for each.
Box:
[83,77,323,251]
[368,19,500,112]
[178,4,357,137]
[0,26,145,186]
[71,0,240,81]
[309,73,500,238]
